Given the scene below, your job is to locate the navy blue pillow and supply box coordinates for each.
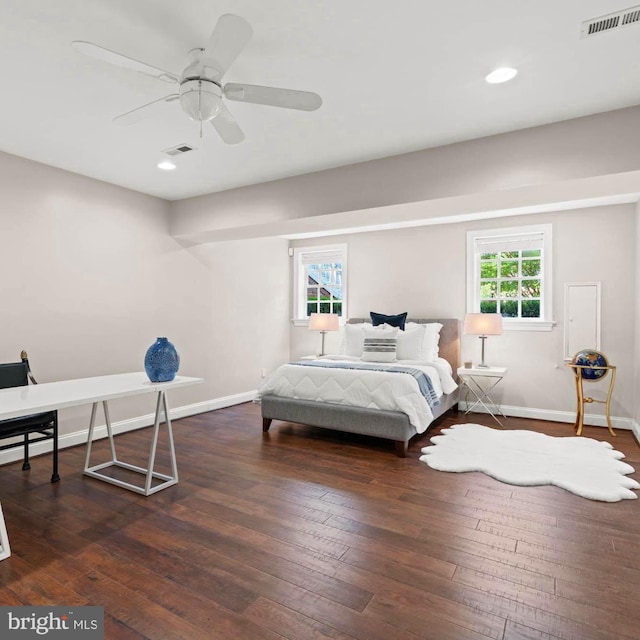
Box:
[370,311,408,331]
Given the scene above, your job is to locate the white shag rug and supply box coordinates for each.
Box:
[420,423,640,502]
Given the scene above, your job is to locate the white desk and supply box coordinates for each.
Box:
[0,501,9,561]
[457,366,507,426]
[0,372,203,496]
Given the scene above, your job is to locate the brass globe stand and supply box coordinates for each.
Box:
[566,362,616,437]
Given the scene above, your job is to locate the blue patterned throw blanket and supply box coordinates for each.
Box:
[291,360,440,410]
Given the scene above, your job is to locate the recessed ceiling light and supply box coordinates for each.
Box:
[157,159,176,171]
[485,67,518,84]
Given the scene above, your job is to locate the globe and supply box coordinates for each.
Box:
[572,350,609,380]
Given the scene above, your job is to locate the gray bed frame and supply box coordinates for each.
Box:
[261,318,461,456]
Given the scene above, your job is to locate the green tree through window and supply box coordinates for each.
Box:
[467,224,552,327]
[479,249,541,318]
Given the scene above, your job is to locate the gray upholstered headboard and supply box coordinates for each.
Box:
[347,318,461,372]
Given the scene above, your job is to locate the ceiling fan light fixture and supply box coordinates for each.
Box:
[485,67,518,84]
[73,13,321,145]
[179,79,222,122]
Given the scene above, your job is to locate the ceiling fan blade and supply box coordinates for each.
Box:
[202,14,253,80]
[113,94,180,125]
[224,83,322,111]
[210,103,245,144]
[71,41,179,84]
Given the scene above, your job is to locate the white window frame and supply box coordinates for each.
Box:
[292,244,348,326]
[466,224,554,331]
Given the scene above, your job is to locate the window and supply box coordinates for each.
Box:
[466,224,553,330]
[292,244,347,324]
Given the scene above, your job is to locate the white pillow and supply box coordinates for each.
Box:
[423,323,443,360]
[393,323,426,360]
[362,325,398,362]
[341,323,372,357]
[406,322,443,361]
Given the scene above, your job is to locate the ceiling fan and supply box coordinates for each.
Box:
[71,14,322,144]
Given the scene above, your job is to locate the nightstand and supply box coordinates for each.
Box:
[457,366,508,427]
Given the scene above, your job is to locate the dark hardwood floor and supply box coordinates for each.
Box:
[0,403,639,640]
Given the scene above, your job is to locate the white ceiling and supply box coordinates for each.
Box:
[1,0,639,201]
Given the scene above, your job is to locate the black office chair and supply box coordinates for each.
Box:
[0,351,59,482]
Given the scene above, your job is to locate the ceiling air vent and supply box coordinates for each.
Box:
[581,5,640,38]
[162,143,196,157]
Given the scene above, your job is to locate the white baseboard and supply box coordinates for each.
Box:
[0,390,257,467]
[458,401,634,430]
[632,420,640,443]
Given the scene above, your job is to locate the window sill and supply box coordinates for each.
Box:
[502,320,556,332]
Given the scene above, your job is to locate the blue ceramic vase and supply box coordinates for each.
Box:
[144,337,180,382]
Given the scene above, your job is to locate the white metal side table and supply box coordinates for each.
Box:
[457,366,508,427]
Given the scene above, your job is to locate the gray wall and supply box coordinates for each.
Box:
[170,105,640,242]
[289,205,635,422]
[167,104,640,429]
[0,150,289,437]
[2,98,639,443]
[635,200,640,429]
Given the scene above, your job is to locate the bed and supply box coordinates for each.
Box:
[256,318,461,456]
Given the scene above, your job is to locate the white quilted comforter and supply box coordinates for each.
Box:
[255,356,458,433]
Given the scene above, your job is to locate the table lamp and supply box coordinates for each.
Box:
[464,313,503,368]
[308,313,339,356]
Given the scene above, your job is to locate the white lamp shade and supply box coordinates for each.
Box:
[308,313,339,332]
[464,313,503,336]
